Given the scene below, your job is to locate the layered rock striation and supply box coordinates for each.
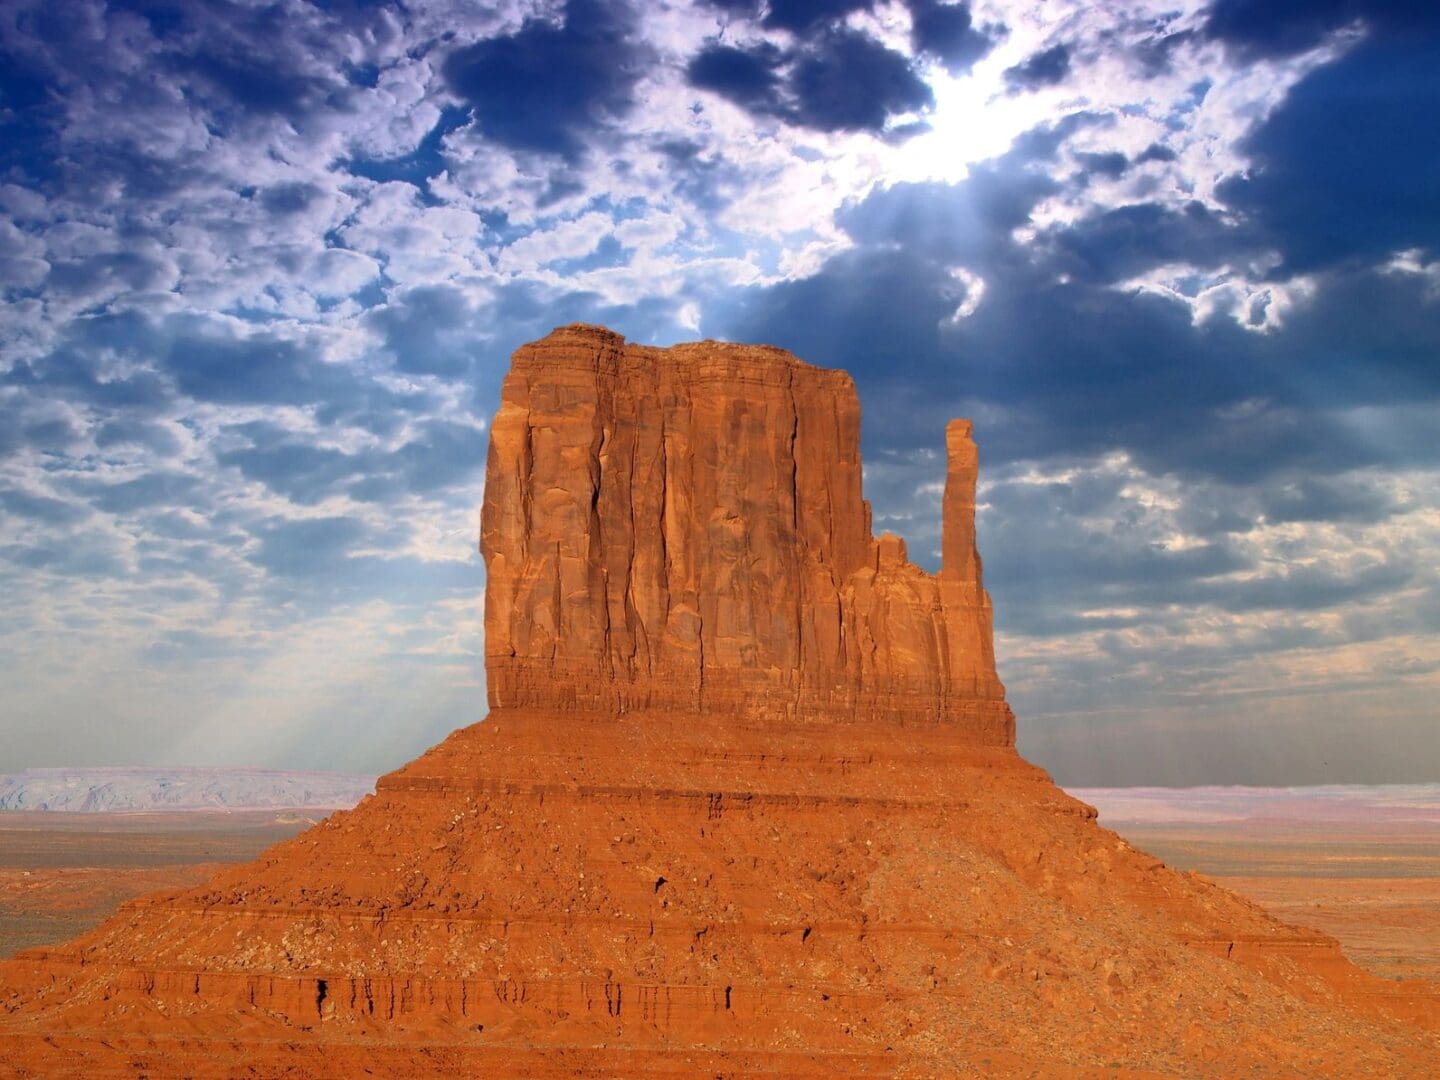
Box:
[0,326,1435,1077]
[482,325,1010,740]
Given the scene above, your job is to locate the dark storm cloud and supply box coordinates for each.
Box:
[836,159,1064,263]
[687,43,785,110]
[443,0,648,160]
[4,316,173,413]
[1043,201,1253,284]
[687,29,932,134]
[1210,560,1414,613]
[1003,44,1070,91]
[247,514,482,609]
[1217,29,1440,273]
[4,306,450,457]
[1,536,127,578]
[1072,151,1128,181]
[978,478,1244,592]
[1134,142,1177,164]
[790,30,933,131]
[762,0,873,31]
[907,0,997,74]
[735,239,1438,484]
[1201,0,1440,60]
[651,136,771,213]
[723,246,962,388]
[258,182,327,216]
[386,420,490,493]
[699,0,998,75]
[696,0,764,12]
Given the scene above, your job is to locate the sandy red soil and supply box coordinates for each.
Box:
[7,812,1436,985]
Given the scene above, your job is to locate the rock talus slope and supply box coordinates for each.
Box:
[0,324,1435,1078]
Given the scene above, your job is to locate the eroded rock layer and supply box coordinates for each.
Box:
[0,326,1435,1077]
[482,326,1011,742]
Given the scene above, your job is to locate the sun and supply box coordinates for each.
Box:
[892,63,1061,183]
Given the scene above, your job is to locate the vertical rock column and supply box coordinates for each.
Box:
[942,420,979,582]
[939,419,1004,701]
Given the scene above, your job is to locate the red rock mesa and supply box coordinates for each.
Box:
[483,328,1009,736]
[0,324,1435,1077]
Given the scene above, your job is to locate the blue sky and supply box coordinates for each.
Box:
[1,0,1436,785]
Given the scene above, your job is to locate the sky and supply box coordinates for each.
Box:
[1,0,1437,786]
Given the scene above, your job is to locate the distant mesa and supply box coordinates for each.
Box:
[0,768,375,813]
[1078,783,1440,827]
[0,325,1435,1077]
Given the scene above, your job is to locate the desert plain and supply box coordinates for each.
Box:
[0,811,317,959]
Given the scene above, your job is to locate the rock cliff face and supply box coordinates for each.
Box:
[482,325,1011,741]
[0,326,1435,1078]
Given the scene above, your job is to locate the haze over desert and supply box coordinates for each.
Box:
[2,0,1438,1076]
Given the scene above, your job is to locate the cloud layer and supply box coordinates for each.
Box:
[1,0,1436,784]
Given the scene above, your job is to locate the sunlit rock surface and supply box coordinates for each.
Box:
[483,325,1010,739]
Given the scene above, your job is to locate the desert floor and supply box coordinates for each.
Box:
[1115,820,1440,981]
[2,810,1437,983]
[0,811,317,958]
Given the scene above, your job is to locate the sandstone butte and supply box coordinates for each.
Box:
[1,324,1436,1078]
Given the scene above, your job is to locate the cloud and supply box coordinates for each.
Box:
[45,252,178,309]
[216,424,362,506]
[252,516,367,577]
[1004,44,1071,91]
[365,283,492,376]
[72,471,205,515]
[789,29,933,131]
[687,29,932,133]
[1217,29,1440,272]
[0,487,88,525]
[1201,0,1440,60]
[163,322,348,405]
[688,43,785,110]
[907,0,997,74]
[443,0,648,160]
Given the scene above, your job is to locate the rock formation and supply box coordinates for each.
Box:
[0,325,1435,1077]
[482,326,1009,738]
